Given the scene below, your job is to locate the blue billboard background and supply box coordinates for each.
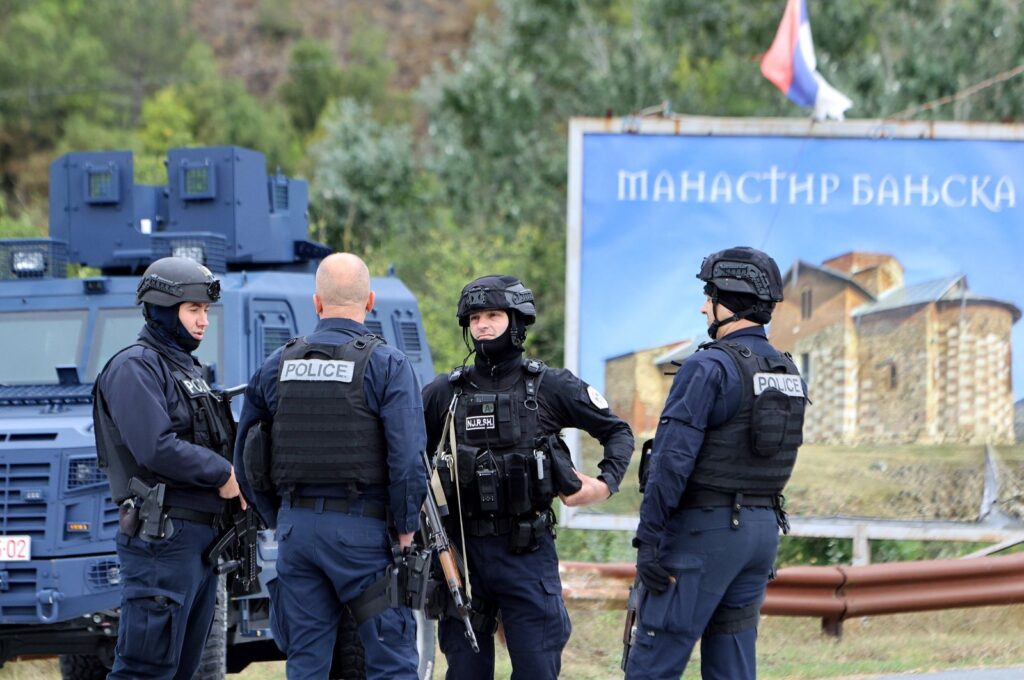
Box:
[579,132,1024,398]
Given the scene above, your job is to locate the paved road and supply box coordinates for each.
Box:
[858,669,1024,679]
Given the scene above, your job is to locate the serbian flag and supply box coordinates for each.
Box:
[761,0,853,120]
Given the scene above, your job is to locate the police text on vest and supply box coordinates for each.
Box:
[752,372,804,397]
[280,359,355,382]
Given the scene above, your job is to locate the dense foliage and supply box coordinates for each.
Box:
[3,0,1023,370]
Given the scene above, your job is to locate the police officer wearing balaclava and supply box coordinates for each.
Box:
[422,275,634,680]
[93,257,242,679]
[624,247,806,680]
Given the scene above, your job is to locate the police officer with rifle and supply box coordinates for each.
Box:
[234,253,427,680]
[623,247,806,680]
[422,275,634,680]
[93,257,244,679]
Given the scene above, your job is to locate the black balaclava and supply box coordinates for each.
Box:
[470,311,526,376]
[705,284,772,339]
[144,302,201,353]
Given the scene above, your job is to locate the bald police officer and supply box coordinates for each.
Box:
[423,275,634,680]
[93,257,242,679]
[234,253,426,680]
[625,247,806,680]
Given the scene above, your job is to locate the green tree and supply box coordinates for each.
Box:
[280,38,344,134]
[309,98,422,254]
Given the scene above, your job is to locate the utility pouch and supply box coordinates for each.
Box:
[507,512,549,554]
[476,468,500,514]
[118,500,140,537]
[547,435,583,496]
[504,454,533,516]
[243,420,274,493]
[192,406,213,448]
[457,445,479,490]
[751,389,797,458]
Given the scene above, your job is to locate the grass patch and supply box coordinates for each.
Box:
[995,445,1024,520]
[576,443,988,522]
[4,605,1023,679]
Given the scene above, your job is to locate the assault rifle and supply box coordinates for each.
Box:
[206,501,263,596]
[421,450,479,653]
[204,384,262,596]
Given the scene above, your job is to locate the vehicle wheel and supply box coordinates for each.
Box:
[329,608,436,680]
[58,654,109,680]
[193,574,228,680]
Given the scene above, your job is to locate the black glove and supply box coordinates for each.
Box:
[635,541,672,594]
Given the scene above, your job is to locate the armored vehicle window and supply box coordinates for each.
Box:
[0,311,86,384]
[86,307,224,383]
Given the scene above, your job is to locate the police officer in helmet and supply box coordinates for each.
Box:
[422,274,634,680]
[233,253,426,679]
[93,256,243,679]
[624,247,806,680]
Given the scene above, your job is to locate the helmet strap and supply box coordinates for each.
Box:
[707,291,757,340]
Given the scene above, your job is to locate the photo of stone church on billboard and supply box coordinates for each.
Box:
[605,251,1020,446]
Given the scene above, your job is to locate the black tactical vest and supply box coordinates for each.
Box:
[689,341,805,495]
[445,359,556,521]
[93,337,233,504]
[270,335,388,487]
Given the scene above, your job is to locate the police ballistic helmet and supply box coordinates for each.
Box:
[697,247,784,303]
[456,275,536,327]
[135,257,221,307]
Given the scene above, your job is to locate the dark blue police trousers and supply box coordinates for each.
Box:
[439,530,571,680]
[271,502,419,680]
[624,505,780,680]
[108,519,219,680]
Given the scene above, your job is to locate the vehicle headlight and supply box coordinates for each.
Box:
[11,250,45,274]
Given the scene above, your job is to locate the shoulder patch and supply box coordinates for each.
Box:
[586,385,609,409]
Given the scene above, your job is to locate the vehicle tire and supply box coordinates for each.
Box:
[328,608,436,680]
[58,654,109,680]
[192,574,228,680]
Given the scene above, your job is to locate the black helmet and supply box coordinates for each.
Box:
[456,275,536,327]
[697,247,783,302]
[136,256,221,306]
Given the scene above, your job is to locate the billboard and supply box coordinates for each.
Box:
[563,116,1024,530]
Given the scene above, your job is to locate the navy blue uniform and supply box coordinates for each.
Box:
[97,324,231,680]
[626,326,794,680]
[422,363,633,680]
[234,317,427,680]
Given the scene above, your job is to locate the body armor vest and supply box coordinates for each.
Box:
[689,341,805,495]
[93,337,233,504]
[270,334,388,487]
[445,360,554,522]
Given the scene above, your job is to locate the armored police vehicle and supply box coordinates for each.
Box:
[0,146,435,678]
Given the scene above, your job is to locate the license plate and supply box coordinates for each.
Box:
[0,536,31,561]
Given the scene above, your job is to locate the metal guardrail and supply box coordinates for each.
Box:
[560,552,1024,637]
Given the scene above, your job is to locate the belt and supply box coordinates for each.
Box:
[465,517,516,537]
[165,506,221,526]
[465,512,554,538]
[680,489,778,509]
[289,496,387,521]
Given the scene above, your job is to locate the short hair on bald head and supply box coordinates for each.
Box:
[315,253,371,307]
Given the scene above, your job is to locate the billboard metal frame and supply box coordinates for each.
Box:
[561,115,1024,532]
